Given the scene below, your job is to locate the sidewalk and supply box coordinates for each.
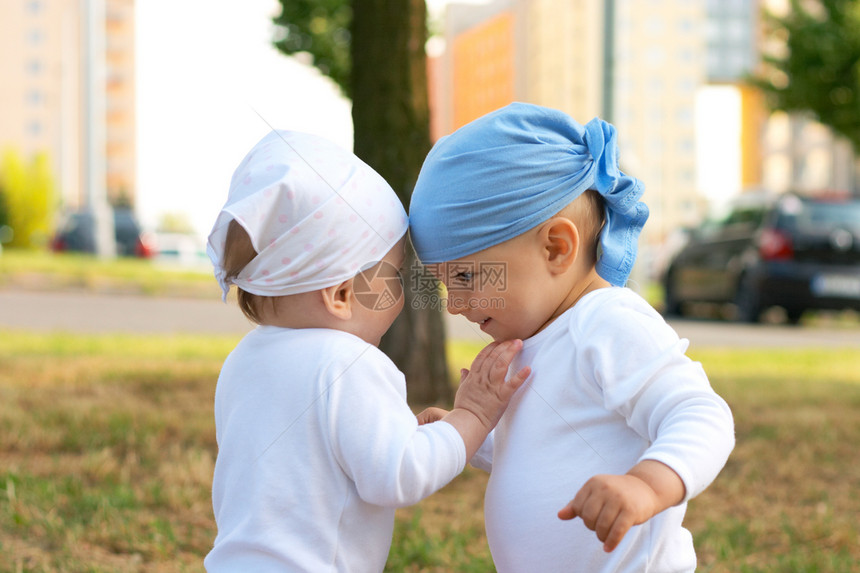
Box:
[2,288,860,347]
[0,289,253,335]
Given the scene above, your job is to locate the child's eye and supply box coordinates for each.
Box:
[454,271,473,285]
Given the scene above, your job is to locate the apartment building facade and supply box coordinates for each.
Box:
[0,0,136,209]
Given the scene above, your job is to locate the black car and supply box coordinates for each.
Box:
[663,192,860,324]
[51,208,155,258]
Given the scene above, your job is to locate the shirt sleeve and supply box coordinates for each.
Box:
[573,293,735,502]
[326,346,467,508]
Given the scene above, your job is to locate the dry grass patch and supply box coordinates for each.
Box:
[0,331,234,572]
[1,332,859,572]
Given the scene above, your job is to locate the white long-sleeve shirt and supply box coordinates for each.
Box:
[205,326,466,572]
[473,287,735,573]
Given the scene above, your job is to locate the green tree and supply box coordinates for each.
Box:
[754,0,860,150]
[273,0,352,97]
[157,212,196,234]
[0,149,56,249]
[273,0,452,404]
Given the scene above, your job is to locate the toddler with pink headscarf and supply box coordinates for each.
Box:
[203,130,529,572]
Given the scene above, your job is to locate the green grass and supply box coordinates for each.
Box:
[0,250,217,297]
[0,331,859,571]
[684,348,860,573]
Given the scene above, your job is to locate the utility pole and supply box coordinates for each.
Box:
[82,0,115,257]
[601,0,614,123]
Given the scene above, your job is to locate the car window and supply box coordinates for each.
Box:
[800,202,860,232]
[698,204,766,238]
[723,206,765,229]
[776,199,860,233]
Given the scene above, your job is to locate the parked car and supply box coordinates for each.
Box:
[662,192,860,324]
[51,208,155,258]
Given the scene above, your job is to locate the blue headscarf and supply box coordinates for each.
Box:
[409,102,648,287]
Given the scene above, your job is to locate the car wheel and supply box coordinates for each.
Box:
[663,273,683,317]
[784,307,804,325]
[734,273,762,323]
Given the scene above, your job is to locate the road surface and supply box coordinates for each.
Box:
[2,289,860,348]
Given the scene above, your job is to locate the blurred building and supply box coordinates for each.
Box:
[432,0,707,252]
[756,0,856,196]
[613,0,707,240]
[704,0,764,189]
[704,0,855,196]
[430,0,857,271]
[0,0,136,209]
[706,0,758,82]
[435,0,604,134]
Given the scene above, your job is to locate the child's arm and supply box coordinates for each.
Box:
[421,340,530,460]
[557,459,685,553]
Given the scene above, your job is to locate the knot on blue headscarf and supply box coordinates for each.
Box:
[582,116,649,286]
[409,102,648,286]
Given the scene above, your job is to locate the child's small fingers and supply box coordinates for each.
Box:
[489,339,523,369]
[469,341,502,372]
[602,512,635,552]
[557,501,577,521]
[594,503,619,543]
[559,486,590,522]
[470,339,519,379]
[507,366,531,390]
[416,407,448,425]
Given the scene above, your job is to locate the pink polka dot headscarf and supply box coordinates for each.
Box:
[207,130,408,301]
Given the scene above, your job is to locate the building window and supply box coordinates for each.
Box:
[678,78,696,93]
[646,47,665,67]
[678,18,695,34]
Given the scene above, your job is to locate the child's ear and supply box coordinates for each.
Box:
[541,217,579,273]
[320,278,354,320]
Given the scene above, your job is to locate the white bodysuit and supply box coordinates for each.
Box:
[473,287,735,572]
[205,326,466,572]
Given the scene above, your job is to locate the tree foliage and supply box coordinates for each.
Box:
[0,149,56,249]
[157,212,197,234]
[754,0,860,149]
[272,0,352,97]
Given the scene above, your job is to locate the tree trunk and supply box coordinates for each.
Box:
[351,0,452,405]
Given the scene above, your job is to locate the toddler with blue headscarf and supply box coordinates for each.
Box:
[410,103,735,573]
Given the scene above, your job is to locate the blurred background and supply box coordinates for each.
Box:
[1,2,859,570]
[0,0,856,267]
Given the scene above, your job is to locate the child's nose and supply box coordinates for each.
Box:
[445,291,468,315]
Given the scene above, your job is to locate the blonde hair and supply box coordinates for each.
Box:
[561,189,606,264]
[222,220,267,324]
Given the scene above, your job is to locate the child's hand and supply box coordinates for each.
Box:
[556,474,659,552]
[453,339,530,430]
[416,407,448,425]
[557,460,685,552]
[439,340,529,459]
